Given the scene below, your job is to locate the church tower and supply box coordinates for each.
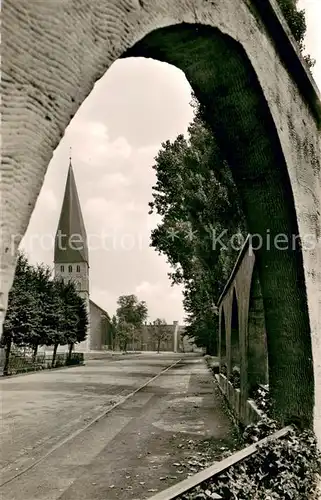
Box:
[54,157,90,351]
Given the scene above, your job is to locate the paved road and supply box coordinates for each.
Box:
[0,353,235,500]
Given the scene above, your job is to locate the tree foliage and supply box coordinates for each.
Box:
[116,294,148,327]
[277,0,315,67]
[109,315,118,350]
[115,319,134,352]
[1,252,88,372]
[151,318,172,353]
[149,99,247,353]
[115,294,148,351]
[2,254,39,349]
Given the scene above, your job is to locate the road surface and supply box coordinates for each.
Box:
[0,353,235,499]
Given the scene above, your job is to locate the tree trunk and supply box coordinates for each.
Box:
[157,339,161,353]
[32,343,38,363]
[52,343,58,367]
[3,335,12,376]
[68,343,74,361]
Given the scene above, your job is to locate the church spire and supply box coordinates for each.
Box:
[54,157,89,264]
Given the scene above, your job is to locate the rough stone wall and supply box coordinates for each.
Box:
[1,0,320,440]
[247,268,269,390]
[219,242,255,415]
[219,242,269,422]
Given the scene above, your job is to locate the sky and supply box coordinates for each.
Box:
[21,1,321,324]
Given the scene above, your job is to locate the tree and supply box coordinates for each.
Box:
[109,315,118,350]
[60,282,88,361]
[152,318,171,353]
[41,278,66,366]
[28,263,55,360]
[115,295,148,351]
[116,295,148,328]
[48,278,88,365]
[1,253,38,374]
[276,0,315,67]
[73,294,88,351]
[115,319,134,352]
[0,253,89,372]
[149,99,247,353]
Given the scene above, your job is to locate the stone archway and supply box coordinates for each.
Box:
[2,0,320,439]
[219,307,227,373]
[247,266,269,395]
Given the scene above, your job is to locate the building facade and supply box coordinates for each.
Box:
[124,322,198,353]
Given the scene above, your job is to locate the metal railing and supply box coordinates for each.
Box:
[1,351,84,375]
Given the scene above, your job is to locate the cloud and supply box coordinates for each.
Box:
[135,281,162,296]
[90,287,116,315]
[65,118,132,168]
[84,197,111,216]
[36,188,58,212]
[74,57,194,148]
[100,172,132,190]
[134,280,184,323]
[84,196,146,235]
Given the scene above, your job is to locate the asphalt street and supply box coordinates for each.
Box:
[0,353,234,500]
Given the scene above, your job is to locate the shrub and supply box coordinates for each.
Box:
[243,417,278,444]
[230,367,240,389]
[204,355,220,374]
[211,362,220,374]
[197,421,321,500]
[66,353,84,365]
[220,364,228,377]
[250,384,272,416]
[276,0,316,68]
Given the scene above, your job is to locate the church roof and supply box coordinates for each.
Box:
[54,160,89,264]
[89,299,110,320]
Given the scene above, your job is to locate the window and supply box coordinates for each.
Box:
[76,265,80,273]
[60,265,64,272]
[68,265,72,273]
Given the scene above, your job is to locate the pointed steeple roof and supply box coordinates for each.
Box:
[54,158,89,264]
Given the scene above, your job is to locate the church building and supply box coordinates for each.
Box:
[54,158,110,352]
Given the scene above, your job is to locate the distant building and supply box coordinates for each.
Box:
[53,158,110,352]
[122,321,198,353]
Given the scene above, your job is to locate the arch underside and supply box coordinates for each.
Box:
[124,24,314,426]
[1,8,315,428]
[248,266,269,391]
[220,308,227,364]
[231,288,240,371]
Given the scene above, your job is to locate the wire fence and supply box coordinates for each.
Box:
[1,350,84,376]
